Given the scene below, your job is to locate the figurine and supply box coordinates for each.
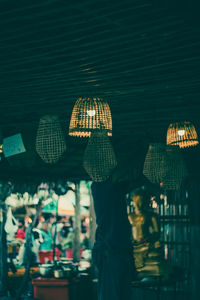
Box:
[128,188,172,279]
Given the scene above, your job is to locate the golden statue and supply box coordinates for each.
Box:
[128,188,172,279]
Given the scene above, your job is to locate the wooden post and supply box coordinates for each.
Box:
[53,196,60,263]
[0,181,13,298]
[89,188,96,249]
[0,204,9,298]
[73,182,81,263]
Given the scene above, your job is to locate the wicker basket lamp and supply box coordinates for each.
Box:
[161,146,188,190]
[166,121,199,148]
[36,115,67,164]
[69,97,112,137]
[143,143,166,185]
[83,131,117,182]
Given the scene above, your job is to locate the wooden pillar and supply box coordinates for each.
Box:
[89,188,96,249]
[73,182,81,263]
[0,203,9,297]
[0,181,12,298]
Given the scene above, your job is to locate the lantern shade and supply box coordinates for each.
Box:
[166,121,199,148]
[69,97,112,137]
[83,131,117,182]
[143,143,166,185]
[36,115,67,164]
[143,143,188,190]
[161,146,188,190]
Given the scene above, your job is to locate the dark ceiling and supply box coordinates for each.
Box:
[0,0,200,181]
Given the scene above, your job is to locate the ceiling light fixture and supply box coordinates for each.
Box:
[166,121,199,148]
[69,97,112,137]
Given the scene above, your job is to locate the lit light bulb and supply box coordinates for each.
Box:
[178,129,185,136]
[87,110,96,117]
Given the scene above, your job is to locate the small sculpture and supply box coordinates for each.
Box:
[128,188,172,279]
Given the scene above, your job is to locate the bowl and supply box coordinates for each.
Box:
[39,264,53,277]
[54,269,64,278]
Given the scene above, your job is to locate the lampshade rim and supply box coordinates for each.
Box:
[69,129,113,135]
[69,129,112,137]
[167,139,199,144]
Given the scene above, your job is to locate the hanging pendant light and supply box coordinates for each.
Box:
[161,146,188,190]
[166,121,199,148]
[143,143,166,185]
[83,131,117,182]
[143,143,188,190]
[36,115,67,164]
[69,97,112,137]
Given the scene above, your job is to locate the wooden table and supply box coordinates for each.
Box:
[32,275,94,300]
[32,277,70,300]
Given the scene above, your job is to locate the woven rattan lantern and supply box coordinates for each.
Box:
[143,143,166,185]
[83,131,117,182]
[166,121,199,148]
[161,146,188,190]
[69,97,112,137]
[36,115,66,164]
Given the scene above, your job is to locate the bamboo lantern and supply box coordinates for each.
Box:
[69,97,112,137]
[143,143,166,185]
[36,115,67,164]
[161,146,188,190]
[83,131,117,182]
[166,121,199,148]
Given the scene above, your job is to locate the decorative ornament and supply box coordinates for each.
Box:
[161,146,188,190]
[83,131,117,182]
[143,143,166,184]
[36,115,66,164]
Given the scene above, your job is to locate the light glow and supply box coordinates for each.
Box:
[178,129,185,136]
[87,110,96,117]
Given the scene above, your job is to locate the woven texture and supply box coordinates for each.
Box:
[83,131,117,182]
[166,121,199,148]
[69,97,112,137]
[143,144,188,190]
[143,143,166,184]
[36,115,66,164]
[161,146,188,190]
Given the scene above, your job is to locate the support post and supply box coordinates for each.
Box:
[0,181,12,298]
[73,182,81,263]
[89,188,96,249]
[0,204,9,298]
